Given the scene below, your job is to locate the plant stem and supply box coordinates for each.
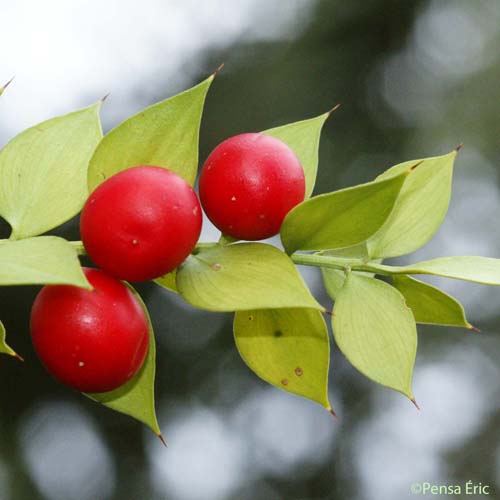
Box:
[69,240,218,257]
[218,233,238,245]
[192,240,396,275]
[68,237,401,277]
[291,253,394,275]
[69,241,87,255]
[192,242,219,254]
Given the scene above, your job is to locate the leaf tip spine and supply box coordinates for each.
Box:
[100,92,110,104]
[326,103,341,117]
[157,433,167,447]
[327,407,339,420]
[454,143,464,154]
[2,76,15,91]
[212,63,225,78]
[14,352,25,362]
[409,160,424,172]
[467,323,481,333]
[410,397,421,411]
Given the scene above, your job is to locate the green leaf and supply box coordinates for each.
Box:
[88,73,215,191]
[263,109,333,198]
[332,272,417,399]
[280,169,409,254]
[234,308,332,410]
[392,275,473,329]
[321,268,346,301]
[176,243,324,312]
[0,236,89,287]
[154,271,177,293]
[87,284,161,436]
[388,256,500,285]
[0,319,22,360]
[0,103,102,239]
[367,151,457,259]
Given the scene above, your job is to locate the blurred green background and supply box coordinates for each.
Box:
[0,1,499,499]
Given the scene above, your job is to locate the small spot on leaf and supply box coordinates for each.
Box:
[274,330,283,338]
[281,378,289,386]
[212,263,222,271]
[248,315,254,321]
[294,367,303,376]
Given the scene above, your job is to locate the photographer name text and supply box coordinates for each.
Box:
[410,481,491,496]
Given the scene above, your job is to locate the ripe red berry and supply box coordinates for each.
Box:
[199,133,305,241]
[30,268,149,393]
[81,166,202,281]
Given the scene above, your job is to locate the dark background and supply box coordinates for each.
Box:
[0,1,499,499]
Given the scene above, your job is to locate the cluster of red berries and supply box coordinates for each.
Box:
[31,134,306,393]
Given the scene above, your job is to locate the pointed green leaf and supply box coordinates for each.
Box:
[0,237,89,287]
[367,151,457,259]
[234,308,331,409]
[176,243,324,312]
[88,74,215,191]
[155,271,177,293]
[0,320,21,360]
[332,272,417,399]
[392,275,473,329]
[280,170,409,254]
[386,256,500,285]
[0,103,102,239]
[263,110,332,198]
[87,285,161,436]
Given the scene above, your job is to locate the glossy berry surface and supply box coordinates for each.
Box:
[81,166,202,281]
[199,133,305,240]
[30,268,149,393]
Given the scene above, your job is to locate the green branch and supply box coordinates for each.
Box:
[69,240,87,255]
[290,253,392,275]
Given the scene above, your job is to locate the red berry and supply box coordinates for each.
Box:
[30,268,149,393]
[80,166,202,281]
[199,133,305,240]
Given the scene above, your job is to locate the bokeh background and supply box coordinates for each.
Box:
[1,1,499,499]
